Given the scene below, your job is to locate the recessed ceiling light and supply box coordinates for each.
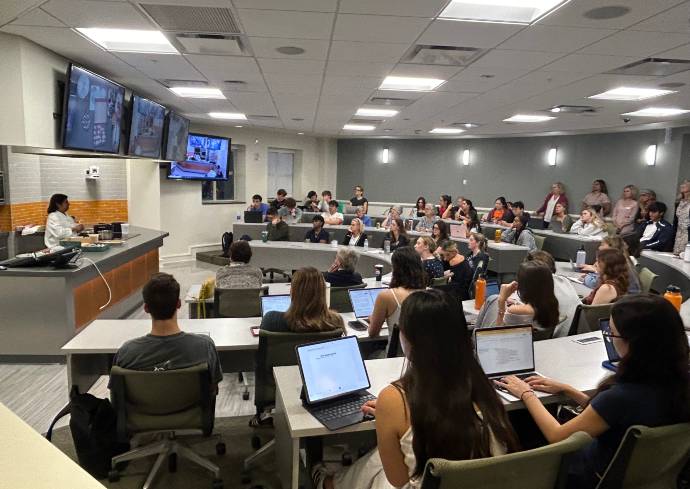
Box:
[383,129,393,132]
[463,123,479,128]
[208,112,247,120]
[589,87,675,101]
[170,87,225,99]
[430,128,465,134]
[621,107,690,117]
[356,108,399,118]
[234,125,243,128]
[439,0,570,24]
[76,28,178,54]
[503,114,556,123]
[297,132,304,135]
[379,76,445,91]
[550,107,562,113]
[343,124,376,131]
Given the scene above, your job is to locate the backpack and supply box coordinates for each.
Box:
[221,231,233,257]
[46,387,129,479]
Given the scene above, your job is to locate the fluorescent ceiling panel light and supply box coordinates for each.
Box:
[622,107,690,117]
[356,108,399,117]
[379,76,445,91]
[645,145,657,166]
[382,148,390,163]
[430,128,465,134]
[547,147,557,166]
[589,87,675,101]
[439,0,570,24]
[343,124,375,131]
[208,112,247,120]
[76,28,178,54]
[169,87,225,99]
[503,114,555,123]
[462,149,470,166]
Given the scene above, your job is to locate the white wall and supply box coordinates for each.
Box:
[126,159,160,230]
[0,34,26,146]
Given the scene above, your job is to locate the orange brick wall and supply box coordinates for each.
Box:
[0,199,128,231]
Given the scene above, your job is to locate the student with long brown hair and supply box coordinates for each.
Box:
[583,248,628,305]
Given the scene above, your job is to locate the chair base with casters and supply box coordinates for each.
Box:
[109,430,226,489]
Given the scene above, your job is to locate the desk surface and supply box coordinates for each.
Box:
[0,402,104,489]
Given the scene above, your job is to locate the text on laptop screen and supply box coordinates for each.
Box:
[475,326,534,377]
[599,319,621,362]
[261,295,291,316]
[297,336,370,403]
[349,288,386,318]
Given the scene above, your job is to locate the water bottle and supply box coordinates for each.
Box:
[576,246,586,268]
[685,243,690,263]
[664,285,682,312]
[474,275,486,311]
[384,239,391,254]
[364,238,369,249]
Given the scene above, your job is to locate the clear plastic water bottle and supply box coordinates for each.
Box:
[236,211,242,223]
[384,239,391,254]
[684,243,690,263]
[364,238,369,249]
[576,246,586,268]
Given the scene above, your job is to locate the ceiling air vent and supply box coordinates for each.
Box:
[368,97,415,107]
[401,45,486,67]
[140,4,241,34]
[248,115,278,120]
[606,58,690,77]
[174,33,245,55]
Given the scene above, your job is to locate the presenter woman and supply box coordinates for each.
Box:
[45,194,84,248]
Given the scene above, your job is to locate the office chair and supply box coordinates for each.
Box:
[567,303,613,336]
[109,364,225,489]
[637,267,658,294]
[329,282,367,313]
[533,235,546,251]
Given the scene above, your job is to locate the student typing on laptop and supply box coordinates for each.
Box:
[496,294,690,489]
[312,289,519,489]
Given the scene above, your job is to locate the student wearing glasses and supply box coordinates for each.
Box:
[497,294,690,489]
[349,185,368,214]
[439,241,473,301]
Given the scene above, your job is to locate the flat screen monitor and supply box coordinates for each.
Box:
[62,64,125,154]
[163,111,190,162]
[167,133,230,181]
[127,95,166,158]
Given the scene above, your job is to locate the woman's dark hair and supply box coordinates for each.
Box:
[397,289,519,476]
[516,261,559,333]
[513,214,528,242]
[307,190,317,199]
[230,240,252,263]
[462,199,480,228]
[440,194,452,207]
[525,250,556,274]
[594,179,608,195]
[47,193,68,214]
[433,220,449,245]
[416,196,426,210]
[593,294,690,421]
[462,198,475,211]
[597,248,629,294]
[495,196,507,208]
[389,246,426,290]
[392,217,408,238]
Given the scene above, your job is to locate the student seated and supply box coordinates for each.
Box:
[322,199,344,225]
[247,194,270,220]
[431,220,450,252]
[438,194,452,218]
[323,247,364,287]
[550,202,573,232]
[637,202,674,251]
[441,196,464,220]
[382,205,402,229]
[570,209,607,237]
[500,200,528,227]
[354,206,372,227]
[277,197,303,224]
[314,289,519,489]
[305,215,329,243]
[496,294,690,489]
[216,240,263,289]
[303,190,320,212]
[342,218,367,246]
[501,214,537,251]
[466,232,489,277]
[270,188,288,210]
[409,196,426,218]
[111,273,222,388]
[459,198,481,233]
[266,208,289,241]
[260,267,345,333]
[579,236,641,294]
[439,240,473,300]
[583,248,628,305]
[414,236,444,283]
[415,204,438,232]
[349,185,369,214]
[319,190,333,212]
[482,196,514,223]
[383,218,410,252]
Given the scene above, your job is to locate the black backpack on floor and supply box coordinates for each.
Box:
[46,387,129,479]
[221,231,234,257]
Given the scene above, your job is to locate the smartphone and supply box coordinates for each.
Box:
[250,326,260,337]
[348,320,367,331]
[572,336,602,345]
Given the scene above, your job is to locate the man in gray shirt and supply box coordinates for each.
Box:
[111,273,222,388]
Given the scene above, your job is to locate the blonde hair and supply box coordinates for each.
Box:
[470,232,488,253]
[623,184,639,200]
[417,235,436,251]
[582,209,606,230]
[350,217,363,235]
[284,267,345,333]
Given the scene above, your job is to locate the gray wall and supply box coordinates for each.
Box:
[337,127,690,211]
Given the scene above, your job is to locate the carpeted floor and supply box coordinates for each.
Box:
[48,416,282,489]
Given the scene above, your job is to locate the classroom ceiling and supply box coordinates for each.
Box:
[2,0,690,138]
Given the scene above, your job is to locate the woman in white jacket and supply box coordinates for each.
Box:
[569,208,607,237]
[45,193,84,248]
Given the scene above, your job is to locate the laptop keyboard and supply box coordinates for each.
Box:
[310,393,377,421]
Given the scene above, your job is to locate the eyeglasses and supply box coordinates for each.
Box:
[602,331,624,342]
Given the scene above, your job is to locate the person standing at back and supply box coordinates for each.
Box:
[612,185,639,235]
[673,180,690,255]
[349,185,368,214]
[582,179,611,216]
[45,193,85,248]
[536,182,568,229]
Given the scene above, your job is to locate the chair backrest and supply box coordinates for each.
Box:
[637,267,658,294]
[567,303,613,336]
[420,431,592,489]
[431,276,450,287]
[329,282,367,313]
[596,423,690,489]
[533,234,546,251]
[386,325,403,358]
[110,364,213,440]
[214,287,263,317]
[254,328,343,412]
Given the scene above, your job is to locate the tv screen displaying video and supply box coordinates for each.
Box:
[168,133,230,181]
[164,112,190,162]
[127,95,166,158]
[62,64,125,154]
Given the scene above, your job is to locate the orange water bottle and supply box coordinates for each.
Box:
[475,274,486,310]
[664,285,682,312]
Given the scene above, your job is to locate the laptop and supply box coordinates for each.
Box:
[244,211,264,223]
[296,336,377,431]
[347,287,386,330]
[599,318,621,372]
[260,294,291,316]
[449,222,467,238]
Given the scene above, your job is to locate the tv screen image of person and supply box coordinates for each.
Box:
[164,112,190,162]
[128,95,166,158]
[168,133,230,181]
[62,64,125,154]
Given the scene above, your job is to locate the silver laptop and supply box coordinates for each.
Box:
[347,287,386,329]
[449,222,467,238]
[260,294,291,316]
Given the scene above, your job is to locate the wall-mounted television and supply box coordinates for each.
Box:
[62,64,125,154]
[127,95,166,158]
[167,133,230,181]
[163,111,190,162]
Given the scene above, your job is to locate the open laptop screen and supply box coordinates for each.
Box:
[260,294,291,316]
[449,223,467,238]
[348,288,386,319]
[297,336,370,404]
[475,325,535,377]
[599,319,621,362]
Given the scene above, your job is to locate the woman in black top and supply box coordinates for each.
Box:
[431,220,449,253]
[341,218,367,247]
[414,235,445,284]
[466,232,489,277]
[410,196,426,218]
[349,185,368,214]
[439,240,473,300]
[460,198,481,231]
[384,218,410,252]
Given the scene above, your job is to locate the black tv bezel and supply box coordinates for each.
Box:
[167,132,231,182]
[126,93,167,159]
[61,63,127,155]
[162,110,191,162]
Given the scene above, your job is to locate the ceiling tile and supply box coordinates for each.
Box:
[115,53,204,80]
[497,25,617,53]
[418,19,524,49]
[439,65,528,92]
[329,40,408,62]
[631,2,690,33]
[189,98,239,112]
[0,1,46,27]
[321,76,381,93]
[326,60,393,77]
[263,73,323,94]
[333,14,430,43]
[226,92,278,115]
[237,9,334,39]
[470,50,563,71]
[540,53,640,74]
[579,30,689,57]
[540,0,685,29]
[185,54,262,82]
[10,7,65,27]
[248,37,329,60]
[257,58,325,75]
[232,0,336,12]
[653,43,690,59]
[338,0,447,17]
[41,0,154,29]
